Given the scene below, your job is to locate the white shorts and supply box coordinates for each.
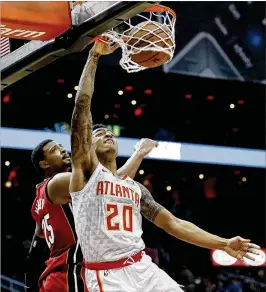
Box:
[85,253,184,292]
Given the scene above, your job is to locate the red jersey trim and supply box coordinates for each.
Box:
[96,271,104,292]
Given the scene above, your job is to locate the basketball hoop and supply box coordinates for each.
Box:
[102,4,176,73]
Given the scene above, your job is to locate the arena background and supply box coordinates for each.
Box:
[1,1,266,292]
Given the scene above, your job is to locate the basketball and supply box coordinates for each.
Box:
[127,21,173,68]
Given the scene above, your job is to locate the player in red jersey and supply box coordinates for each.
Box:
[27,137,158,292]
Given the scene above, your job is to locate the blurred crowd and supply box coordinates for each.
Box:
[146,246,265,292]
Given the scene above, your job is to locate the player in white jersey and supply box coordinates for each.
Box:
[69,40,261,292]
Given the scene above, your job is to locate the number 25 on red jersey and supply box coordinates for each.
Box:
[42,213,54,248]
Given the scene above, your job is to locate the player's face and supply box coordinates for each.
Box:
[42,141,71,172]
[92,128,118,157]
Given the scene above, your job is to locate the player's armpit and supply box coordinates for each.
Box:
[47,172,71,204]
[138,182,164,223]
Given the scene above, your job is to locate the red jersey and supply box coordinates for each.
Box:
[31,178,84,288]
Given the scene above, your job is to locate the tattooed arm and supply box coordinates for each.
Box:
[138,183,261,263]
[69,46,100,193]
[138,183,229,250]
[70,42,118,193]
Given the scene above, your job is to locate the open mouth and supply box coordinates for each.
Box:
[63,154,70,159]
[104,139,114,145]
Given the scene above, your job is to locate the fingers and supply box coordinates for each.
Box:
[236,250,254,265]
[109,42,120,53]
[237,236,251,243]
[243,253,256,261]
[248,247,261,255]
[240,242,260,250]
[248,243,261,250]
[239,257,249,266]
[94,36,105,43]
[137,138,158,148]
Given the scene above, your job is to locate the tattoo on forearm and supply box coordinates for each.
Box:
[137,182,163,222]
[71,52,100,159]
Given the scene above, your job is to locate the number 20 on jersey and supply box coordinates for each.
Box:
[106,203,133,232]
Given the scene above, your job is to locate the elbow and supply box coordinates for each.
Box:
[75,93,91,104]
[162,217,178,234]
[163,217,185,237]
[35,229,44,238]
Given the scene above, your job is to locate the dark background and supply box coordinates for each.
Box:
[2,1,266,291]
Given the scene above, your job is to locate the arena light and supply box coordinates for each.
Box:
[184,94,192,99]
[3,95,10,103]
[230,103,235,109]
[144,89,152,94]
[139,169,144,175]
[2,128,265,168]
[166,185,172,191]
[207,95,214,101]
[5,161,10,166]
[104,114,109,119]
[211,249,266,267]
[131,100,137,105]
[242,177,247,182]
[237,99,245,104]
[5,181,12,188]
[74,85,79,90]
[134,108,142,116]
[57,78,64,84]
[118,90,123,95]
[143,179,150,186]
[125,85,133,91]
[199,174,204,179]
[67,93,73,98]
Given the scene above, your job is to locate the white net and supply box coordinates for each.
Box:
[102,5,176,73]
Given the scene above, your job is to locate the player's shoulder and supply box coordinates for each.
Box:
[123,177,143,192]
[35,179,48,196]
[134,181,150,194]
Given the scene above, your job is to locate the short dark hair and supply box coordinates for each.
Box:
[92,124,108,131]
[31,139,53,174]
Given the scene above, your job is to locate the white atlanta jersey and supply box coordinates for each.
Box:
[71,163,145,263]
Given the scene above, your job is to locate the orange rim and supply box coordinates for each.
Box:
[144,4,176,20]
[91,4,176,43]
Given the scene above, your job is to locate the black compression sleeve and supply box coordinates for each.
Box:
[24,232,45,291]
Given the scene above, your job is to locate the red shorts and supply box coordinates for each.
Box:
[40,265,87,292]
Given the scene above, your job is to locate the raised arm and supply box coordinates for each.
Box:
[70,41,118,192]
[137,183,260,264]
[117,138,158,179]
[70,46,100,171]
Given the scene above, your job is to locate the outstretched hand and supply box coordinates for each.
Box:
[92,37,120,55]
[224,236,261,265]
[134,138,159,157]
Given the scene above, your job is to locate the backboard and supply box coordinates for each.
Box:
[1,1,156,90]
